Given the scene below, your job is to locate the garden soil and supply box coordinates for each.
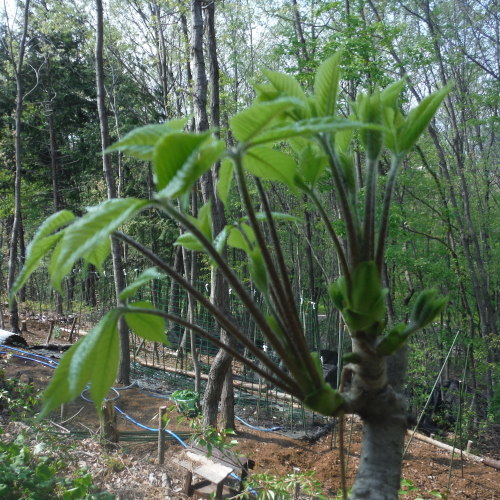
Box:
[1,319,499,499]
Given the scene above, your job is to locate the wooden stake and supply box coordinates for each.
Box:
[158,405,167,464]
[67,317,77,343]
[100,400,119,444]
[45,321,55,344]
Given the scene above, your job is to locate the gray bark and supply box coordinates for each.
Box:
[7,0,30,334]
[188,0,235,429]
[95,0,130,384]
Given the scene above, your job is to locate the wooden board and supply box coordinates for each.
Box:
[193,462,232,484]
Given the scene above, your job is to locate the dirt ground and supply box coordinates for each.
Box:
[1,319,499,499]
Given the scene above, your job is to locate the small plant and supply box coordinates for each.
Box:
[0,375,41,419]
[399,478,448,499]
[236,470,326,499]
[103,454,126,473]
[53,326,62,339]
[193,425,238,458]
[170,389,200,417]
[0,431,112,499]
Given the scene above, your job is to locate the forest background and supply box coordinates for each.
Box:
[0,0,498,442]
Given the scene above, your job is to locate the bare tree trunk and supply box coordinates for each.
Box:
[349,340,408,499]
[7,0,30,334]
[190,0,235,430]
[291,0,309,64]
[95,0,130,384]
[46,57,64,315]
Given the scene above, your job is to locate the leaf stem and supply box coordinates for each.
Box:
[124,305,300,396]
[363,157,378,261]
[254,177,320,384]
[232,151,322,388]
[375,153,404,271]
[320,135,361,265]
[303,186,351,290]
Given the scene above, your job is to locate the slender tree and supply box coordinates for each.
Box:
[95,0,130,384]
[6,0,30,334]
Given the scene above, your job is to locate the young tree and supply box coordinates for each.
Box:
[6,0,30,334]
[11,54,448,499]
[95,0,130,384]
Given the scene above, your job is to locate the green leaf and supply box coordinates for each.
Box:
[125,301,169,344]
[397,85,451,153]
[380,79,405,108]
[335,127,353,153]
[40,309,121,418]
[230,99,296,142]
[248,247,268,293]
[243,146,297,189]
[174,232,205,252]
[262,69,307,104]
[241,212,301,224]
[10,210,75,300]
[105,119,189,160]
[49,198,149,292]
[90,314,120,408]
[339,152,356,194]
[376,323,407,356]
[356,91,384,160]
[216,158,234,208]
[227,224,255,252]
[119,267,164,301]
[328,277,348,311]
[348,261,387,332]
[409,289,448,330]
[314,51,342,117]
[174,201,213,252]
[213,226,229,255]
[194,200,213,240]
[85,235,111,273]
[250,116,378,146]
[303,384,343,416]
[298,144,328,185]
[156,137,224,199]
[153,131,210,191]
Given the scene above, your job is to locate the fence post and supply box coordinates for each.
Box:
[100,400,119,445]
[158,405,167,464]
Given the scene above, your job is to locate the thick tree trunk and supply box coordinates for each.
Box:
[191,0,235,429]
[347,341,408,499]
[7,0,30,334]
[95,0,130,384]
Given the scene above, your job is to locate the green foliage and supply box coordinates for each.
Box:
[329,262,388,335]
[399,478,448,499]
[0,435,112,500]
[0,374,110,499]
[11,51,447,421]
[0,373,41,419]
[105,119,189,160]
[118,267,164,301]
[40,309,121,419]
[229,98,296,142]
[171,389,200,417]
[49,199,148,292]
[124,301,168,344]
[235,470,326,499]
[10,210,75,302]
[192,426,238,458]
[314,51,342,117]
